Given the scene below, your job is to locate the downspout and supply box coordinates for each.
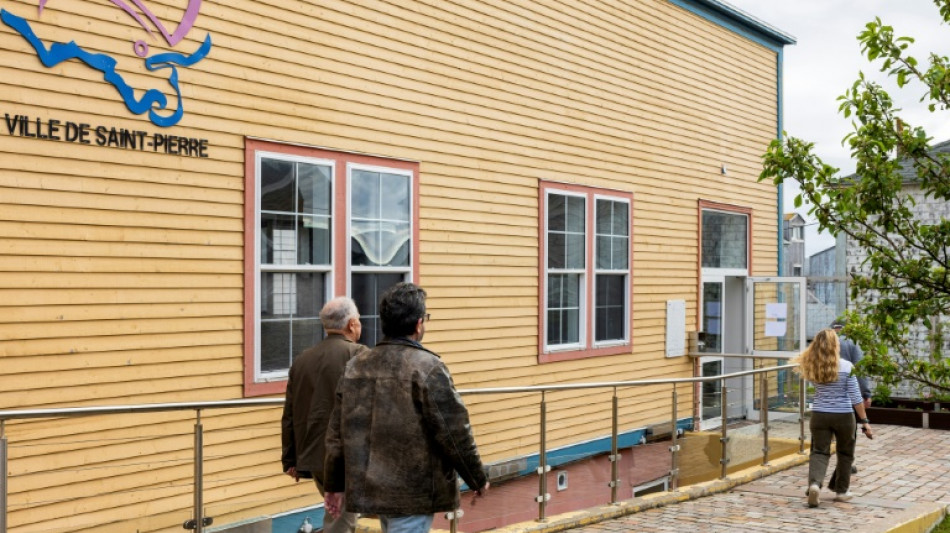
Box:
[776,48,785,276]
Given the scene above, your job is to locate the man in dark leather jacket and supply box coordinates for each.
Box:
[323,282,489,532]
[281,296,368,533]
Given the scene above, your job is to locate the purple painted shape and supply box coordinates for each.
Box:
[37,0,201,47]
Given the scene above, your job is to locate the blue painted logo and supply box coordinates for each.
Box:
[1,1,212,127]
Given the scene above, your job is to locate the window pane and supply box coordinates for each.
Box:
[299,215,331,265]
[702,211,748,269]
[613,237,628,269]
[379,221,410,267]
[297,162,332,216]
[596,235,611,270]
[565,234,585,269]
[548,194,566,232]
[261,214,295,266]
[595,274,625,342]
[547,273,581,345]
[352,272,404,347]
[261,158,295,212]
[566,196,585,232]
[352,170,380,219]
[548,233,565,269]
[261,320,290,373]
[381,172,410,221]
[351,220,380,266]
[260,272,326,373]
[292,318,324,360]
[612,202,629,236]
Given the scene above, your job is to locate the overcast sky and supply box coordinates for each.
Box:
[721,1,950,256]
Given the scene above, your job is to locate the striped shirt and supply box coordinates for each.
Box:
[811,359,863,413]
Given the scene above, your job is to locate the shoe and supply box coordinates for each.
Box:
[807,483,820,507]
[851,465,858,474]
[834,492,853,502]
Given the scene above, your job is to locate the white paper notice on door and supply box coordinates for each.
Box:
[765,303,787,320]
[764,320,787,337]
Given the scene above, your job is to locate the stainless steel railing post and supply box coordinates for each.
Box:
[1,420,7,533]
[761,371,770,466]
[609,387,620,505]
[719,380,729,479]
[669,384,679,490]
[194,410,205,532]
[536,391,549,522]
[799,373,807,454]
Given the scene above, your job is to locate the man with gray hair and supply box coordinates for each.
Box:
[282,296,367,533]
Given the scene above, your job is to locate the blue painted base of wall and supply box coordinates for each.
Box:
[257,418,693,533]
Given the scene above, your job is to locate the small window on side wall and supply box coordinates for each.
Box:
[540,182,632,363]
[244,140,418,396]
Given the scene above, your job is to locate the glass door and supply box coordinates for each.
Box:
[700,281,724,427]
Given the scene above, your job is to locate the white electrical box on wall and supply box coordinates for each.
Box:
[665,299,686,357]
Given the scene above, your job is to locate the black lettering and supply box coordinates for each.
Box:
[135,131,147,150]
[23,115,35,138]
[65,122,79,142]
[4,114,19,134]
[48,119,61,141]
[107,127,119,147]
[167,135,179,155]
[198,139,208,158]
[95,126,107,146]
[153,133,165,151]
[34,117,47,139]
[79,123,91,144]
[186,137,199,157]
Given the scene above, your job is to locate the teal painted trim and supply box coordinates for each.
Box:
[491,417,695,487]
[777,49,785,275]
[668,0,795,52]
[270,418,696,531]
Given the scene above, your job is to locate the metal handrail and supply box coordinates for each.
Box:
[0,362,802,533]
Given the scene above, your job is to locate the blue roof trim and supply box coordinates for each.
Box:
[668,0,796,52]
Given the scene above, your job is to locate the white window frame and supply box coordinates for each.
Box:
[543,189,588,352]
[254,151,336,382]
[592,194,631,347]
[345,162,415,292]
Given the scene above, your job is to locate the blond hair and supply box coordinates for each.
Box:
[793,328,840,384]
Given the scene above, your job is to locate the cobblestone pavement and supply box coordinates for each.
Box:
[564,424,950,532]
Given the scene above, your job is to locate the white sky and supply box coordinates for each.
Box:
[721,1,950,256]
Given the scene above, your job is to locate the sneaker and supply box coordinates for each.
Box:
[851,465,858,474]
[834,492,853,502]
[807,483,820,507]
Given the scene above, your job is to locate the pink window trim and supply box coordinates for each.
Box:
[537,181,634,364]
[243,139,420,397]
[695,199,754,329]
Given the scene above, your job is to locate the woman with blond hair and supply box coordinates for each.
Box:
[794,328,874,507]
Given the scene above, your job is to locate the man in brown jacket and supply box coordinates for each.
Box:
[323,282,489,533]
[281,296,367,533]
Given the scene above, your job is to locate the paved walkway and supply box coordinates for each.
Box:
[561,424,950,533]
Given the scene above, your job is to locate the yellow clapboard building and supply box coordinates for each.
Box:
[0,0,795,531]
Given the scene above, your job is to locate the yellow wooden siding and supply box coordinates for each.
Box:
[0,0,782,528]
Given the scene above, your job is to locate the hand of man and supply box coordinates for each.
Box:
[864,398,872,409]
[325,492,344,518]
[285,467,299,482]
[471,482,490,505]
[861,423,874,440]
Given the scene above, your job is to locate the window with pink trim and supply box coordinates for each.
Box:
[244,140,418,396]
[540,182,632,363]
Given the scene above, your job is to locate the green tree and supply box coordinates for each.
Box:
[760,0,950,398]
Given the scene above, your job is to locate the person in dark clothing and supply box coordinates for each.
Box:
[281,297,368,533]
[830,318,871,479]
[323,282,489,533]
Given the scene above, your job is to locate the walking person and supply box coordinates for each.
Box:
[793,328,874,507]
[281,297,368,533]
[830,318,870,479]
[323,282,489,533]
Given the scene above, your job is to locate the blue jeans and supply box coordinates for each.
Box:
[379,514,434,533]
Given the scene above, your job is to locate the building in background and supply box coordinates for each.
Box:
[783,212,806,276]
[0,1,794,531]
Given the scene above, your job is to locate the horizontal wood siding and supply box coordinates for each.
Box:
[0,0,781,528]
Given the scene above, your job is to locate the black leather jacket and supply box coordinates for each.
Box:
[324,338,488,514]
